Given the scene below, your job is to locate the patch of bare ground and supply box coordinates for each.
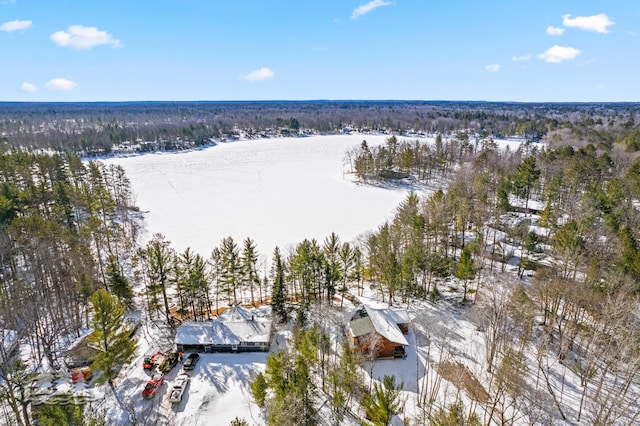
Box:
[436,361,490,404]
[64,335,100,367]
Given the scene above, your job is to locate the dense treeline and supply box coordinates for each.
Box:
[1,101,639,156]
[134,231,363,326]
[0,153,139,367]
[350,132,640,294]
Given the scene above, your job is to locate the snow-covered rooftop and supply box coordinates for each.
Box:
[176,307,272,346]
[365,307,409,346]
[349,306,409,346]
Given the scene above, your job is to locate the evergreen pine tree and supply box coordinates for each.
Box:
[454,246,476,304]
[430,400,481,426]
[88,289,137,385]
[139,233,175,322]
[361,375,405,426]
[241,237,261,307]
[512,156,540,214]
[31,394,95,426]
[322,232,342,304]
[271,246,287,323]
[220,237,241,305]
[251,372,268,408]
[105,255,133,304]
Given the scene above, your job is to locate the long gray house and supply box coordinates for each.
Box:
[175,305,272,353]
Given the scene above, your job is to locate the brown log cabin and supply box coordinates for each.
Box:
[348,305,410,359]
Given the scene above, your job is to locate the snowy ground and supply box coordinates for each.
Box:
[85,133,591,426]
[102,134,417,262]
[83,317,269,426]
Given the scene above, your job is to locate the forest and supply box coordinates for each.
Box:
[0,100,638,155]
[0,101,640,425]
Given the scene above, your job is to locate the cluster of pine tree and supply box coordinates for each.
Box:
[0,152,140,425]
[0,153,139,363]
[135,234,265,323]
[134,231,364,326]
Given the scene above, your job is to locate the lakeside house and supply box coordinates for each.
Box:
[348,304,410,359]
[175,305,272,353]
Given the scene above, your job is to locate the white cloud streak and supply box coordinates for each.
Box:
[0,19,32,32]
[45,78,78,90]
[546,26,564,36]
[512,54,531,62]
[351,0,391,20]
[484,64,500,73]
[50,25,122,49]
[242,67,274,82]
[20,82,37,93]
[537,45,581,63]
[562,13,614,34]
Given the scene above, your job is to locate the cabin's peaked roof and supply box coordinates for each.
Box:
[219,305,254,322]
[384,308,410,325]
[349,305,409,346]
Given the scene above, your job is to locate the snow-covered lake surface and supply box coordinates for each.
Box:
[103,134,414,260]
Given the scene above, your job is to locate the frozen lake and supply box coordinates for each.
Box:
[103,134,414,263]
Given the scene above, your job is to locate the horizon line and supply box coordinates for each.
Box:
[1,99,638,105]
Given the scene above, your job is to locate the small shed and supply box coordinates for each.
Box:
[176,306,272,353]
[348,305,409,359]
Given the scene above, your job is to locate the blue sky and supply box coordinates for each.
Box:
[1,0,638,102]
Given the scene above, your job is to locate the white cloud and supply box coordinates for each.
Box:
[0,19,32,32]
[629,30,637,36]
[45,78,78,91]
[50,25,122,49]
[537,45,581,63]
[512,54,531,62]
[242,67,274,82]
[484,64,500,73]
[351,0,391,20]
[20,82,37,93]
[546,26,564,36]
[562,13,614,34]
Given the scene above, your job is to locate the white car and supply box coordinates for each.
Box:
[168,373,190,404]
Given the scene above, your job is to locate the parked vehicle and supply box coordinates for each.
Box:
[142,372,165,398]
[159,352,179,373]
[183,353,200,371]
[168,373,190,404]
[143,351,166,370]
[70,366,92,383]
